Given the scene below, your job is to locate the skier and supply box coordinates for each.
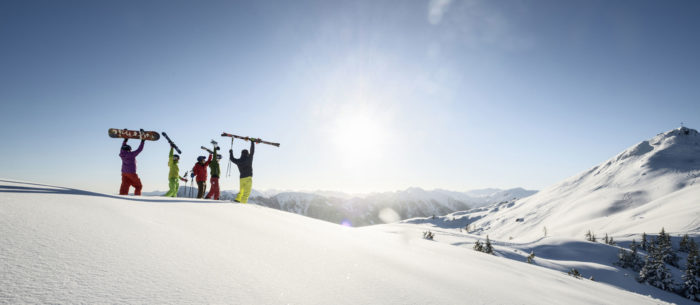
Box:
[229,138,257,203]
[205,146,222,200]
[164,146,187,197]
[191,154,212,199]
[119,137,145,195]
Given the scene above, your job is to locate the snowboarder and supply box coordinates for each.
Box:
[229,138,257,203]
[205,146,222,200]
[164,146,187,197]
[191,154,212,199]
[119,137,145,195]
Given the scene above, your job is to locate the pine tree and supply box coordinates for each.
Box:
[680,234,691,253]
[657,228,679,267]
[585,230,597,242]
[484,236,494,254]
[618,240,643,271]
[568,268,582,278]
[527,251,535,264]
[682,239,699,300]
[691,239,700,278]
[617,247,633,268]
[639,235,674,291]
[473,240,484,252]
[641,232,648,251]
[605,234,616,245]
[629,239,643,271]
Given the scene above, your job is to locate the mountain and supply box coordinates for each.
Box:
[459,127,700,241]
[249,187,536,226]
[0,179,669,304]
[145,186,536,226]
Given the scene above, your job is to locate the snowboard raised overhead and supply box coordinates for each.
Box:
[108,128,160,141]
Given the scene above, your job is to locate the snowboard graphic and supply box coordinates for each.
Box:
[108,128,160,141]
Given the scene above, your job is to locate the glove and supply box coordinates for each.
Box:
[190,173,195,178]
[229,149,233,153]
[244,137,250,141]
[255,138,261,143]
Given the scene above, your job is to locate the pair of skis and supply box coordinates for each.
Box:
[221,132,280,147]
[200,140,220,155]
[220,132,280,177]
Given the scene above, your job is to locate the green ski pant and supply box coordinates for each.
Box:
[165,177,179,197]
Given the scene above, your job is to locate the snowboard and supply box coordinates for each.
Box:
[108,128,160,141]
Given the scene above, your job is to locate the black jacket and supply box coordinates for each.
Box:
[230,141,254,178]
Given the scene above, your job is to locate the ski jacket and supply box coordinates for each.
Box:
[230,141,254,178]
[168,147,179,179]
[209,148,221,178]
[119,140,145,174]
[192,154,212,182]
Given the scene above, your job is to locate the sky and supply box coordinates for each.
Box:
[1,0,699,194]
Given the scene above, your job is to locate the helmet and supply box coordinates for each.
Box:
[173,154,180,160]
[197,156,206,162]
[122,145,132,151]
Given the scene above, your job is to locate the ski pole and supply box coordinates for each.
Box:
[226,136,234,177]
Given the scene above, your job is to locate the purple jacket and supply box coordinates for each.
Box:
[119,141,145,173]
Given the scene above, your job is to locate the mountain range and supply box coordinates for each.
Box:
[145,186,536,226]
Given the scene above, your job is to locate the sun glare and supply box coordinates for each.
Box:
[331,112,387,167]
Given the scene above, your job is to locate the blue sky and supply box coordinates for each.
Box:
[1,0,699,194]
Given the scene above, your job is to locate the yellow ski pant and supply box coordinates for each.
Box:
[236,177,253,203]
[165,178,179,197]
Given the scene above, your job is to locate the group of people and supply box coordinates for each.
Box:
[119,137,258,203]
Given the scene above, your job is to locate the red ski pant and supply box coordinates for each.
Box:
[205,176,220,200]
[120,173,142,195]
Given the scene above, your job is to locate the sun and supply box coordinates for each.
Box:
[330,112,387,167]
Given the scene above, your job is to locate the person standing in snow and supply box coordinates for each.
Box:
[205,146,222,200]
[164,146,187,197]
[192,154,212,199]
[229,138,257,203]
[119,137,145,195]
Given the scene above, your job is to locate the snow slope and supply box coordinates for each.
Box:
[372,221,696,305]
[0,179,664,304]
[469,127,700,241]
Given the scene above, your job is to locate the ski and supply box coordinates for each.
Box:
[201,146,214,154]
[109,128,160,141]
[161,132,182,154]
[221,132,280,147]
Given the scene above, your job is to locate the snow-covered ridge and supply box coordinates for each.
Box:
[464,127,700,242]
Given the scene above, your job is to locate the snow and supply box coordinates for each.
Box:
[467,127,700,242]
[0,179,667,304]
